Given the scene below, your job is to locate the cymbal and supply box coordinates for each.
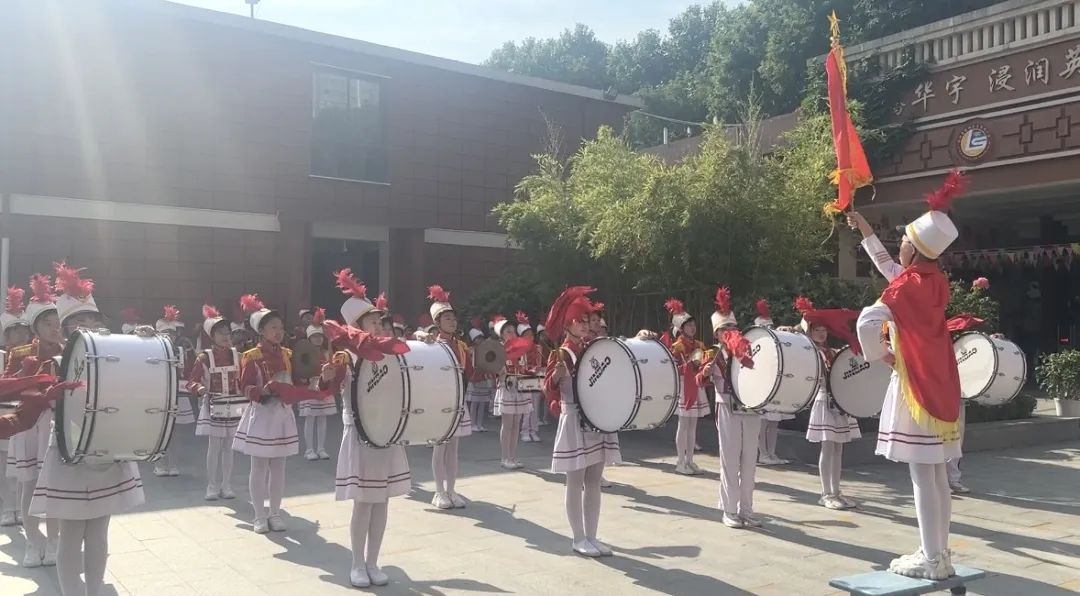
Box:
[474,338,506,374]
[292,338,323,379]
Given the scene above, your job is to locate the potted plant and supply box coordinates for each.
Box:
[1035,350,1080,417]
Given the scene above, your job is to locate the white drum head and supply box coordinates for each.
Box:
[58,333,91,462]
[954,333,997,399]
[575,338,637,433]
[355,355,407,447]
[398,341,463,445]
[827,346,891,418]
[732,327,782,409]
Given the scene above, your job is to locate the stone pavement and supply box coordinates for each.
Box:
[1,414,1077,596]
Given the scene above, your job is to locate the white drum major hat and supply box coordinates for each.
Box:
[492,315,511,337]
[155,305,182,333]
[753,298,773,327]
[427,285,453,321]
[120,307,140,334]
[240,294,277,331]
[335,269,381,325]
[665,298,692,335]
[24,274,57,328]
[515,311,533,336]
[710,286,737,331]
[906,169,966,259]
[201,304,228,337]
[1,287,28,335]
[53,262,100,325]
[306,307,327,338]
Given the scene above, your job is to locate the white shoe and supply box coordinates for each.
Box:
[889,549,949,580]
[775,457,791,465]
[304,450,318,461]
[819,495,846,510]
[366,565,389,586]
[169,466,180,476]
[520,434,533,443]
[740,514,763,528]
[694,443,703,452]
[448,492,467,508]
[510,460,524,469]
[318,449,331,460]
[431,492,453,510]
[349,567,371,588]
[531,432,542,442]
[758,455,775,466]
[153,466,169,477]
[267,514,286,532]
[674,463,693,475]
[942,548,956,577]
[588,538,613,556]
[220,486,236,500]
[205,486,220,501]
[253,518,269,534]
[722,513,745,529]
[21,546,43,568]
[950,482,970,494]
[836,493,858,509]
[687,461,704,475]
[43,539,58,566]
[572,539,602,557]
[600,477,613,488]
[0,511,16,526]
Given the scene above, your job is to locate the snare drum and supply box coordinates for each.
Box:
[512,376,544,393]
[731,326,820,415]
[209,396,247,422]
[56,330,178,465]
[352,340,463,448]
[954,332,1027,406]
[574,337,678,433]
[827,346,891,418]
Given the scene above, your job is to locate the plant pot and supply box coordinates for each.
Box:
[1054,398,1080,417]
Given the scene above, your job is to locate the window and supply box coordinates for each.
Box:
[311,70,387,183]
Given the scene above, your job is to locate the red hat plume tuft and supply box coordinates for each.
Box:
[239,294,264,315]
[53,262,94,299]
[120,307,140,324]
[29,274,55,304]
[664,298,685,315]
[374,292,388,311]
[755,298,770,319]
[591,301,605,313]
[163,305,180,322]
[201,304,221,320]
[794,296,814,315]
[714,287,732,315]
[5,287,26,315]
[515,311,529,325]
[427,285,451,303]
[543,286,595,341]
[925,169,968,212]
[312,307,326,325]
[334,269,368,299]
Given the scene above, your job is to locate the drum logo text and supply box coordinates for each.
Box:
[366,361,390,393]
[842,358,870,380]
[750,344,762,357]
[587,356,612,387]
[957,346,978,365]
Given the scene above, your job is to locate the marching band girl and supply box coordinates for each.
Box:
[327,270,411,588]
[5,273,62,567]
[585,302,616,487]
[465,318,494,433]
[516,313,545,444]
[665,298,709,476]
[189,305,241,501]
[493,315,529,467]
[795,297,862,510]
[299,308,336,461]
[233,294,333,534]
[544,286,621,557]
[154,305,192,477]
[425,285,473,509]
[698,287,760,529]
[753,300,791,466]
[0,286,31,527]
[31,265,146,596]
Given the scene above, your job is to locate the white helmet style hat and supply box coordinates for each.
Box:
[23,274,57,329]
[201,304,228,338]
[1,287,28,336]
[53,262,100,326]
[335,269,381,325]
[710,286,737,332]
[515,311,533,336]
[427,285,453,322]
[664,298,692,336]
[306,307,327,339]
[492,315,511,337]
[906,170,966,259]
[752,298,773,328]
[155,305,182,333]
[239,294,277,332]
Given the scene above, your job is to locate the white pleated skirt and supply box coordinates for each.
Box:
[30,431,144,520]
[335,419,411,503]
[876,374,961,464]
[232,398,299,458]
[551,403,621,473]
[806,391,861,444]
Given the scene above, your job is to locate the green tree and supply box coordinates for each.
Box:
[485,23,611,89]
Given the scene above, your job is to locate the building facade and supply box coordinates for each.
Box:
[0,0,638,328]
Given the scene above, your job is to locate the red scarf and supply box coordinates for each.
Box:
[880,261,961,437]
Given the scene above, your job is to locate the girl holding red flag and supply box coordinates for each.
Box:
[189,304,242,501]
[698,287,759,529]
[232,294,334,534]
[325,270,411,588]
[664,298,708,476]
[544,287,621,557]
[794,297,862,510]
[854,171,967,580]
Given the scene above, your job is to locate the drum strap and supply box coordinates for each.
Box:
[205,349,240,395]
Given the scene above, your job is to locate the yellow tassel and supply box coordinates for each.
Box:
[893,331,961,442]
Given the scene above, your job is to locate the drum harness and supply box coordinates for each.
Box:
[205,348,240,397]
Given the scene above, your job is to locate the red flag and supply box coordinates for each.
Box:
[824,12,872,215]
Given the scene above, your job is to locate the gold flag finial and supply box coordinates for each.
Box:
[829,11,841,48]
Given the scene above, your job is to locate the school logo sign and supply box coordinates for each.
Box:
[957,123,991,161]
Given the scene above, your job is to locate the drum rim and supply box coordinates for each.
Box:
[739,326,821,414]
[573,336,641,433]
[56,329,93,464]
[150,334,179,461]
[646,338,680,430]
[413,341,463,446]
[956,332,1027,404]
[825,345,882,418]
[351,353,409,449]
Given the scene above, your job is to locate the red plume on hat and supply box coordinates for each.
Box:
[334,269,367,299]
[53,262,94,299]
[312,307,326,325]
[29,274,55,304]
[543,286,595,341]
[516,310,530,325]
[202,304,221,320]
[591,301,605,313]
[721,329,755,368]
[794,296,814,315]
[120,307,140,324]
[714,287,732,315]
[163,305,180,322]
[925,169,968,212]
[664,298,685,316]
[427,285,450,303]
[755,299,771,319]
[374,293,388,311]
[5,287,26,315]
[239,294,264,315]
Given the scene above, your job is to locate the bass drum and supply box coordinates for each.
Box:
[732,326,819,415]
[954,332,1026,406]
[353,340,463,448]
[827,346,891,418]
[574,337,678,433]
[57,330,178,464]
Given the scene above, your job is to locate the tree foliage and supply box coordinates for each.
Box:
[946,281,1001,334]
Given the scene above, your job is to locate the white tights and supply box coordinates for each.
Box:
[675,415,699,466]
[431,437,459,495]
[303,416,328,453]
[909,462,951,559]
[524,394,543,435]
[349,501,388,570]
[0,452,16,515]
[818,441,844,496]
[249,456,286,521]
[57,515,110,596]
[758,420,780,459]
[468,401,486,430]
[500,414,523,462]
[21,478,59,548]
[205,431,236,491]
[564,463,603,542]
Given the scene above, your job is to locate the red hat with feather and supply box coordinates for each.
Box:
[427,285,453,322]
[665,297,692,335]
[201,304,229,338]
[710,287,737,332]
[24,274,57,328]
[794,296,862,353]
[53,261,100,325]
[543,286,595,342]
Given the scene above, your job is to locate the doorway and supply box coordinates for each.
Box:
[311,238,380,322]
